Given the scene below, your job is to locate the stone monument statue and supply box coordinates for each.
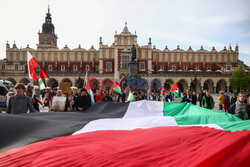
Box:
[131,44,137,61]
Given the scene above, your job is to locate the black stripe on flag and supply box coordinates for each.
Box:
[0,102,129,152]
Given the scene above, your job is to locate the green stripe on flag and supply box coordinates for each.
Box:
[113,88,122,94]
[163,102,247,132]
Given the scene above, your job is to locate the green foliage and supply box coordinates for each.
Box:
[229,68,249,91]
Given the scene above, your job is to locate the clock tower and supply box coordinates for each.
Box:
[37,6,58,48]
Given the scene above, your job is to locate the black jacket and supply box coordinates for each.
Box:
[181,94,193,103]
[102,96,112,102]
[75,95,91,111]
[192,95,197,105]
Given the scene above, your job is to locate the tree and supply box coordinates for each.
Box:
[229,68,249,91]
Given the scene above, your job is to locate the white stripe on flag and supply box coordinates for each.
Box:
[124,100,164,118]
[73,116,177,134]
[73,100,224,135]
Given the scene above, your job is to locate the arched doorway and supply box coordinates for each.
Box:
[164,79,174,91]
[7,78,16,85]
[61,78,72,86]
[151,79,161,92]
[47,78,58,88]
[19,78,30,85]
[203,79,214,93]
[90,78,99,92]
[141,78,148,90]
[216,79,227,93]
[177,79,188,93]
[75,78,84,88]
[102,78,113,90]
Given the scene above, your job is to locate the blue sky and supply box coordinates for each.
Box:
[0,0,249,65]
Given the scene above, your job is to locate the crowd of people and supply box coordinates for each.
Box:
[4,82,250,120]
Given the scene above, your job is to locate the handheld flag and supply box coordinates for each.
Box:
[170,82,182,99]
[124,87,128,94]
[38,67,49,91]
[127,89,134,102]
[27,51,39,81]
[111,81,122,94]
[84,72,95,104]
[160,87,166,94]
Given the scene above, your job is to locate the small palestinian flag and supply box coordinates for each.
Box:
[111,81,122,94]
[160,87,166,94]
[84,72,95,104]
[127,89,134,102]
[38,67,49,91]
[123,87,128,93]
[170,82,181,99]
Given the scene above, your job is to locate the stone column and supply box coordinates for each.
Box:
[148,50,152,74]
[99,49,103,74]
[114,47,119,80]
[214,84,217,93]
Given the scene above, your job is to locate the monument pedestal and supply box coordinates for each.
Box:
[129,61,139,77]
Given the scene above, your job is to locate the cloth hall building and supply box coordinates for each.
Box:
[0,8,249,93]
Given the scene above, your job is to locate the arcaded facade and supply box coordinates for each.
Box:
[0,8,249,93]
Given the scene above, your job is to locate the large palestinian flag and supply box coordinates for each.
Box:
[0,101,250,166]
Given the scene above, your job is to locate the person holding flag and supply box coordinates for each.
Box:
[27,51,39,81]
[75,88,91,111]
[127,88,134,102]
[170,82,182,99]
[84,71,95,104]
[181,89,193,103]
[121,87,128,103]
[38,67,49,91]
[111,81,122,94]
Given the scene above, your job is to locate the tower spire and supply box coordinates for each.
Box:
[48,0,50,13]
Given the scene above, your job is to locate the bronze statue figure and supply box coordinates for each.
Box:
[131,44,137,61]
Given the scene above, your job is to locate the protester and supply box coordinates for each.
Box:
[26,89,39,111]
[231,93,237,105]
[102,90,112,101]
[111,91,119,102]
[6,90,14,108]
[27,83,35,97]
[145,89,155,100]
[7,83,38,114]
[181,89,193,103]
[133,92,141,101]
[155,93,161,101]
[65,94,73,111]
[198,90,204,107]
[223,93,230,112]
[121,91,126,103]
[56,90,65,97]
[192,92,197,105]
[75,88,91,111]
[72,91,78,111]
[44,90,52,107]
[229,92,249,120]
[95,90,104,102]
[201,91,214,109]
[218,92,224,111]
[140,90,146,100]
[165,92,172,102]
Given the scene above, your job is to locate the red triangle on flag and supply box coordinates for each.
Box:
[170,82,178,92]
